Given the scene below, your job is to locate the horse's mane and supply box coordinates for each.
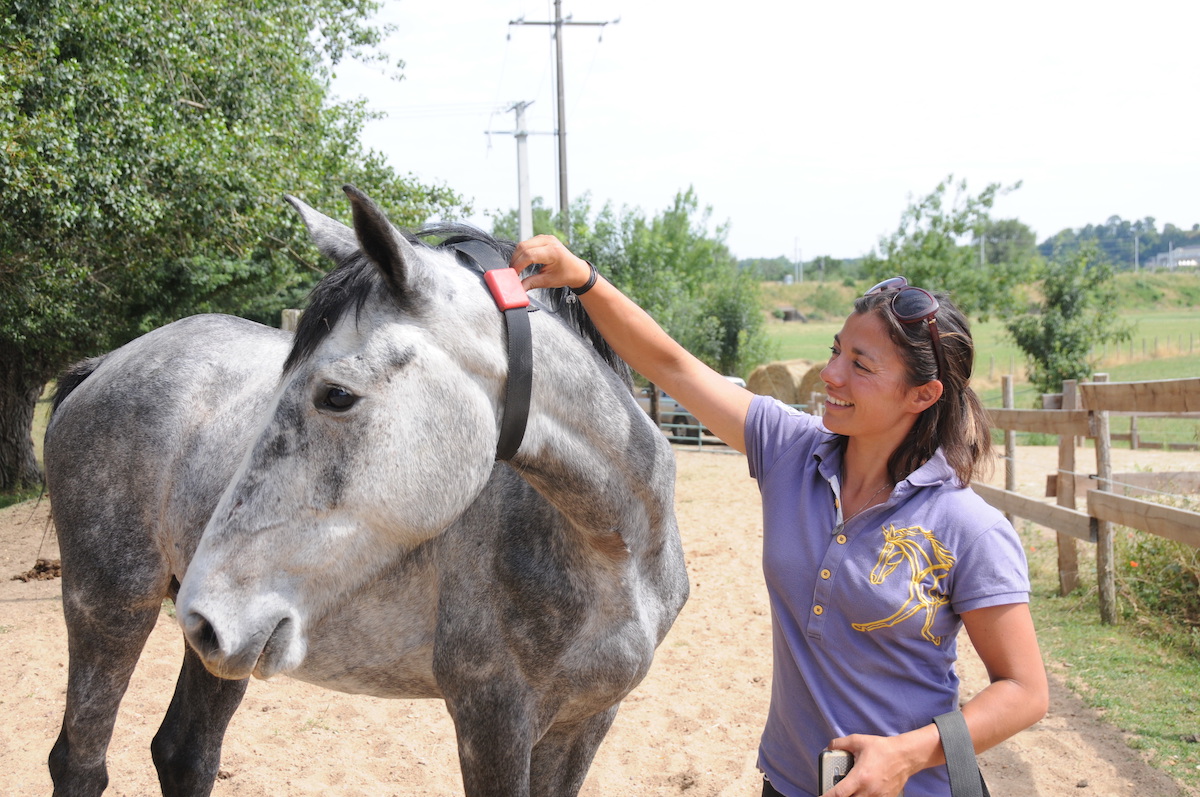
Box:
[284,223,631,388]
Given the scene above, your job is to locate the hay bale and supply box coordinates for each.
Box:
[796,364,827,409]
[747,359,813,404]
[747,359,828,408]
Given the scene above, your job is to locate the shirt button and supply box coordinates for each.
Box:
[820,569,831,580]
[813,605,824,616]
[836,534,847,545]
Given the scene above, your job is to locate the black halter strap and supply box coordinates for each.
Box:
[450,240,533,462]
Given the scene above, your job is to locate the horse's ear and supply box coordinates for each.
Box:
[284,194,360,264]
[342,184,419,295]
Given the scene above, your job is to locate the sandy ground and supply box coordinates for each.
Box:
[1,445,1197,796]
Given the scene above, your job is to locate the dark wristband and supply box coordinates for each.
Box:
[571,260,598,296]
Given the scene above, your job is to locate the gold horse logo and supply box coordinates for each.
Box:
[851,524,955,645]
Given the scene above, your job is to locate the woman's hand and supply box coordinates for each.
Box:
[510,235,593,292]
[821,734,919,797]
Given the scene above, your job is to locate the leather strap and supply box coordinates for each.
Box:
[933,711,990,797]
[450,240,533,462]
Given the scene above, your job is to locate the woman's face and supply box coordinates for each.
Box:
[820,310,927,444]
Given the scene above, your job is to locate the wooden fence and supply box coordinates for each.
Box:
[976,375,1200,624]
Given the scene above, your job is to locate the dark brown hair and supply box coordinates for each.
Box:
[852,291,992,486]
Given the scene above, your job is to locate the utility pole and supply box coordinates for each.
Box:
[511,101,533,241]
[509,2,616,233]
[488,101,550,241]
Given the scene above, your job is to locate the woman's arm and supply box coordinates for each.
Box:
[824,603,1048,796]
[958,602,1049,751]
[512,235,754,453]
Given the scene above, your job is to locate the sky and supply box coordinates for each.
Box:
[329,0,1199,261]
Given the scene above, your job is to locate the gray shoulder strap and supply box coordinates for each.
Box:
[933,711,990,797]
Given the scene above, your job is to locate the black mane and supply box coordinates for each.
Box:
[283,223,630,387]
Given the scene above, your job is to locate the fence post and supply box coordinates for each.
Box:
[1055,380,1080,596]
[1092,373,1118,624]
[1002,375,1016,527]
[281,308,303,332]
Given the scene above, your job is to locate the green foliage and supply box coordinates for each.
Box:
[496,189,771,378]
[739,255,860,284]
[0,0,468,489]
[1,0,467,361]
[1039,215,1200,269]
[861,175,1036,321]
[739,255,794,282]
[488,196,567,242]
[1005,247,1134,398]
[1117,531,1200,646]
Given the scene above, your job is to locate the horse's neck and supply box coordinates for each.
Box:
[514,333,674,556]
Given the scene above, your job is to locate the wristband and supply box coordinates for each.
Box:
[571,260,598,296]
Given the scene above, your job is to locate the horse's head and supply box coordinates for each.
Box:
[176,186,523,680]
[867,525,907,585]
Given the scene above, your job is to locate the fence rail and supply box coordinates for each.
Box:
[981,375,1200,624]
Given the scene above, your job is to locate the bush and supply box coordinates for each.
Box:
[1116,530,1200,654]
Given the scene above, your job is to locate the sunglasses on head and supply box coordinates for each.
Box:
[864,276,945,383]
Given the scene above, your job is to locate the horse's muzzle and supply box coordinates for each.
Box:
[179,605,303,681]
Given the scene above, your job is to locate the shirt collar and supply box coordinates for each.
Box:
[813,435,955,489]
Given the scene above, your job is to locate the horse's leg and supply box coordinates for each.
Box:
[49,600,162,797]
[445,687,537,797]
[529,706,619,797]
[150,642,249,797]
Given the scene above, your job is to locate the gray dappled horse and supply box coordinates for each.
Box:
[44,186,688,797]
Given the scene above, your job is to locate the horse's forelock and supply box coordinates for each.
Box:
[283,251,390,375]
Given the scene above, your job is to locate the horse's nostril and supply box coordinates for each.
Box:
[185,612,221,659]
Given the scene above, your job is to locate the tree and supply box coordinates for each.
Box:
[1036,216,1200,270]
[862,176,1034,320]
[1005,246,1133,398]
[1,0,467,491]
[488,196,567,242]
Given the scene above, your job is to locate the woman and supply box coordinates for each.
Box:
[510,238,1048,797]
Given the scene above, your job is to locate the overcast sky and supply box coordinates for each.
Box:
[329,0,1199,261]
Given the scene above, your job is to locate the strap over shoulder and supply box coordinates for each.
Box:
[933,711,991,797]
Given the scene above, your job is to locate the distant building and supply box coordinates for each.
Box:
[1149,245,1200,269]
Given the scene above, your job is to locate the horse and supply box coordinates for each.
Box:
[851,523,954,645]
[43,185,689,797]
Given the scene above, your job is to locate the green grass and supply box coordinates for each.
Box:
[1022,519,1200,791]
[0,485,43,511]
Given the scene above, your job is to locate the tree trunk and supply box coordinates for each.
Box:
[0,359,46,491]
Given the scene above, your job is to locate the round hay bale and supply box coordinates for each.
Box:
[796,363,827,409]
[746,359,814,404]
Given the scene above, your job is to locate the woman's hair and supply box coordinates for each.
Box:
[852,290,992,486]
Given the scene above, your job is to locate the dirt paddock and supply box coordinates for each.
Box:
[1,446,1195,796]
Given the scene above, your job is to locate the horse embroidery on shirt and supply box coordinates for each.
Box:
[852,523,955,645]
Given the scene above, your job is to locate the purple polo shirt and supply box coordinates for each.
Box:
[745,396,1029,797]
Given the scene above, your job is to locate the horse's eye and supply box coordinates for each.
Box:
[320,386,357,412]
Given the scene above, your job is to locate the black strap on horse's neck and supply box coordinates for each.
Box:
[450,240,533,462]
